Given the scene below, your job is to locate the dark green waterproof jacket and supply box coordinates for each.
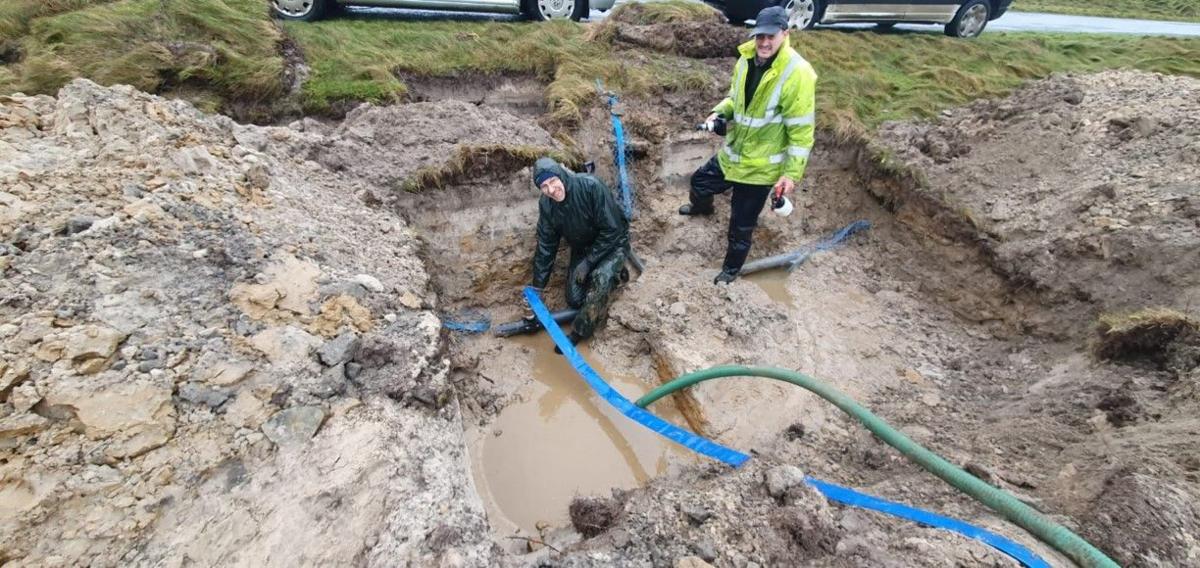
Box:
[530,158,629,289]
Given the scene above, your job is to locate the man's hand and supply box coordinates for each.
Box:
[705,112,719,129]
[571,260,592,286]
[773,176,796,198]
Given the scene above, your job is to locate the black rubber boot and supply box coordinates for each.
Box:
[678,203,714,216]
[713,268,739,285]
[554,331,583,355]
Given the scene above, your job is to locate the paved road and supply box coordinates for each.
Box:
[343,3,1200,38]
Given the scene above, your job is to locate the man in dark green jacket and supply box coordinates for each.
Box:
[527,157,629,350]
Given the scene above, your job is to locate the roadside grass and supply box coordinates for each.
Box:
[285,17,712,121]
[0,1,112,46]
[2,0,1199,136]
[0,0,283,107]
[1016,0,1200,23]
[795,29,1200,137]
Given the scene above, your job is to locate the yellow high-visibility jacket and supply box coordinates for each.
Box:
[712,38,817,185]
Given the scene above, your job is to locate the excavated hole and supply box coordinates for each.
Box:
[392,122,1033,551]
[394,164,697,546]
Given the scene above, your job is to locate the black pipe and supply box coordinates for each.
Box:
[493,309,579,337]
[738,250,809,276]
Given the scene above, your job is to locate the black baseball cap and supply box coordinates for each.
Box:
[750,6,790,37]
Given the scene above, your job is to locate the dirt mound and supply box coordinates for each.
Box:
[1096,309,1200,373]
[0,80,493,566]
[1077,467,1200,567]
[868,70,1200,567]
[569,494,624,538]
[878,70,1200,324]
[9,63,1200,568]
[237,98,562,198]
[598,4,745,59]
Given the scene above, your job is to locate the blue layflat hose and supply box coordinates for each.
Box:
[523,287,1051,568]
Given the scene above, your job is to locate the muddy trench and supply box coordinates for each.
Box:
[379,90,1076,559]
[245,59,1200,564]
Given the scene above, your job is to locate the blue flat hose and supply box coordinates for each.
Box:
[636,366,1119,568]
[524,288,1060,568]
[808,478,1050,568]
[523,287,748,465]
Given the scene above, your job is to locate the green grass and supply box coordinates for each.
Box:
[794,29,1200,136]
[1016,0,1200,23]
[285,17,712,121]
[2,0,1199,134]
[1,0,283,105]
[0,1,112,45]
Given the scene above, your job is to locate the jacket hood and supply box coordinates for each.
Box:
[532,157,572,188]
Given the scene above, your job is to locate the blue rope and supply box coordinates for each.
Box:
[787,219,872,271]
[442,320,490,333]
[441,311,491,334]
[524,286,1049,568]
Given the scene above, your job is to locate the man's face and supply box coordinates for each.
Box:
[755,30,787,60]
[540,176,566,202]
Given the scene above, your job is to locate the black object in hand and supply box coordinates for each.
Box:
[697,116,728,136]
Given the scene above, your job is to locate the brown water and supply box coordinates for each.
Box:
[746,269,797,308]
[471,335,691,535]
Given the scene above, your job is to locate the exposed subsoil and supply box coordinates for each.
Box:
[2,17,1198,568]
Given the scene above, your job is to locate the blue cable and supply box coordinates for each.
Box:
[523,287,1050,568]
[597,81,634,219]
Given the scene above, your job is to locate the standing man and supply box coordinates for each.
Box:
[526,157,630,352]
[679,5,817,284]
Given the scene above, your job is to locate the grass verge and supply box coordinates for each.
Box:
[792,29,1200,138]
[1015,0,1200,23]
[0,0,283,111]
[2,1,1199,134]
[284,16,711,122]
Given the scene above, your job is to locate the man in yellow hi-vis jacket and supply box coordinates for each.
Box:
[679,5,817,284]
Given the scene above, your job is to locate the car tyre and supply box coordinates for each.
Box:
[782,0,821,31]
[271,0,330,21]
[524,0,588,22]
[945,0,990,38]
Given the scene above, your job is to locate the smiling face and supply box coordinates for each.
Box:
[539,176,566,202]
[755,30,787,60]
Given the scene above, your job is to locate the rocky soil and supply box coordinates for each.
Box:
[0,80,555,567]
[2,66,1198,568]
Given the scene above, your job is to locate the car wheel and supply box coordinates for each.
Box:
[271,0,329,21]
[525,0,587,22]
[945,0,990,38]
[782,0,820,31]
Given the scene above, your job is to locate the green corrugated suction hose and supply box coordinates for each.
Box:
[634,365,1119,568]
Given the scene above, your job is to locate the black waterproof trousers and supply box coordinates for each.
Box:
[688,156,773,272]
[565,249,627,340]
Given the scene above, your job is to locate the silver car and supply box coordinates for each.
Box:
[714,0,1013,38]
[271,0,616,22]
